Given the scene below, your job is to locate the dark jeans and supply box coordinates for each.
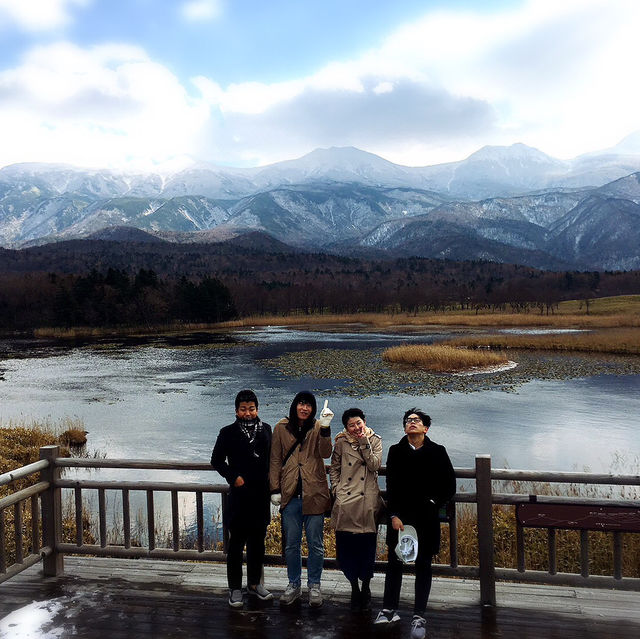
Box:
[226,520,268,590]
[382,525,433,615]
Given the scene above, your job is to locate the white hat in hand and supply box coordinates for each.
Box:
[270,493,281,506]
[317,399,334,428]
[395,525,418,564]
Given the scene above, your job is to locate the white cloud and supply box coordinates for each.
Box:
[373,82,394,95]
[2,0,640,170]
[0,0,89,31]
[180,0,223,22]
[0,42,209,170]
[191,0,640,166]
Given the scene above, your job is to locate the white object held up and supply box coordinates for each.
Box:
[317,399,334,428]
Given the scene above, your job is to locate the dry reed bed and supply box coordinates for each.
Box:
[1,418,93,565]
[382,344,509,372]
[444,327,640,355]
[32,322,224,340]
[29,294,640,338]
[219,311,640,329]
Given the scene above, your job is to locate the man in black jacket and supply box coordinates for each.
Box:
[211,389,273,608]
[374,408,456,639]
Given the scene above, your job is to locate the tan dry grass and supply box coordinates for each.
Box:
[382,344,509,372]
[58,427,88,446]
[0,418,78,473]
[32,295,640,337]
[557,294,640,316]
[32,322,222,340]
[218,309,640,330]
[0,418,95,567]
[444,327,640,355]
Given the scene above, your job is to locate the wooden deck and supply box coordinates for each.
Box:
[1,557,639,638]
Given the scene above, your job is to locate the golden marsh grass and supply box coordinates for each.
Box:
[444,327,640,355]
[31,295,640,338]
[219,311,638,329]
[382,344,509,372]
[0,418,95,566]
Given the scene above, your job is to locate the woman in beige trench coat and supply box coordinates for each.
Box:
[330,407,383,611]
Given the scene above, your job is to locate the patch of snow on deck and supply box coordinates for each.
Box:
[0,599,65,638]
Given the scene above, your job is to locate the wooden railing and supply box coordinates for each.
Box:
[1,446,639,606]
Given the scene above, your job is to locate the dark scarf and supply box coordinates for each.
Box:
[236,417,263,456]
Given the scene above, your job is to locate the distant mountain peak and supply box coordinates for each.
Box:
[268,145,402,171]
[607,130,640,156]
[466,143,561,164]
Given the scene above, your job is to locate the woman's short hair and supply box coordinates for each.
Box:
[341,407,365,427]
[403,408,431,428]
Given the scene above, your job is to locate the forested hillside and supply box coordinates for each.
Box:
[1,235,639,330]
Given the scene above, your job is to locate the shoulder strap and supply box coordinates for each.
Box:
[282,440,300,468]
[282,424,312,467]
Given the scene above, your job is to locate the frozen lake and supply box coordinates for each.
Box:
[1,326,638,476]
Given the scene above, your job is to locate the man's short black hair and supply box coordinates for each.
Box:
[403,408,431,428]
[235,389,258,410]
[341,407,365,427]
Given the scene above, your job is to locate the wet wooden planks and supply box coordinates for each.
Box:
[1,557,639,638]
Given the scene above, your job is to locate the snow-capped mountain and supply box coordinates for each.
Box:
[2,142,640,270]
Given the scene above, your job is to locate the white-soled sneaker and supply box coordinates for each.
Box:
[308,583,323,607]
[248,584,273,601]
[228,589,243,608]
[280,582,302,605]
[374,609,400,624]
[410,614,427,639]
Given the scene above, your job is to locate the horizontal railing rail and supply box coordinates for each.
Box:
[0,460,49,487]
[2,446,639,604]
[0,458,51,585]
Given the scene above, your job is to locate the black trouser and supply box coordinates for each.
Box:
[226,520,268,590]
[335,531,377,582]
[382,525,433,615]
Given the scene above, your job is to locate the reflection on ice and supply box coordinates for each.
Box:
[453,360,518,376]
[235,325,444,344]
[498,328,587,335]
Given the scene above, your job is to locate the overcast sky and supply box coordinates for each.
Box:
[1,0,639,171]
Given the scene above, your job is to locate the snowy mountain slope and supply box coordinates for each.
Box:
[2,144,640,269]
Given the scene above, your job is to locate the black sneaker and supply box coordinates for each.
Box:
[228,589,243,608]
[374,609,400,624]
[248,584,273,601]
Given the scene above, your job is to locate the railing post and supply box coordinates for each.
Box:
[476,454,496,607]
[40,445,63,576]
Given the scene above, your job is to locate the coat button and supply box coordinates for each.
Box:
[347,477,351,481]
[347,491,351,495]
[362,462,365,466]
[360,477,364,481]
[360,492,364,496]
[348,462,352,466]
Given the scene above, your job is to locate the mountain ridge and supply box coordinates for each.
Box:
[2,143,640,271]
